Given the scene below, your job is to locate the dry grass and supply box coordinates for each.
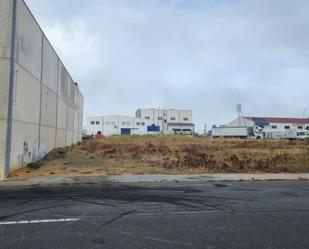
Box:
[10,136,309,178]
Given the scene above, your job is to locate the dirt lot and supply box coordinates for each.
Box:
[10,136,309,178]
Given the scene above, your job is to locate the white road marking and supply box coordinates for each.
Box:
[0,218,79,225]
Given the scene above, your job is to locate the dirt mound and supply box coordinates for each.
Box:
[43,147,70,161]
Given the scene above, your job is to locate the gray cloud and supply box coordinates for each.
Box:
[25,0,309,132]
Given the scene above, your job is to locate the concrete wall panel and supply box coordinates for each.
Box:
[0,59,11,119]
[16,0,42,79]
[74,110,79,132]
[56,128,66,148]
[66,106,74,131]
[66,130,74,146]
[57,98,67,129]
[80,93,84,116]
[74,85,79,110]
[39,126,56,155]
[67,78,74,107]
[12,63,41,124]
[42,36,58,93]
[10,120,39,170]
[58,62,69,101]
[0,120,8,178]
[0,0,13,58]
[0,0,13,177]
[40,84,57,127]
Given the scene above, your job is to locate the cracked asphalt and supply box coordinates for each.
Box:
[0,181,309,249]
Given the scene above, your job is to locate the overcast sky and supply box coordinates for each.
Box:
[25,0,309,132]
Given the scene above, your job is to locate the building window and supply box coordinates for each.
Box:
[170,117,176,121]
[183,117,189,121]
[144,116,150,120]
[122,121,126,125]
[106,121,110,125]
[91,121,95,125]
[127,122,130,125]
[158,117,162,120]
[136,122,141,126]
[284,126,290,130]
[271,125,277,129]
[141,122,145,126]
[111,121,115,125]
[298,126,303,129]
[306,126,309,130]
[96,121,100,125]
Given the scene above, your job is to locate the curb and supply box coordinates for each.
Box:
[0,173,309,187]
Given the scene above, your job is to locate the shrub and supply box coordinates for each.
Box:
[306,137,309,145]
[27,162,42,169]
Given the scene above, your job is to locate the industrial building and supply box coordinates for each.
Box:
[87,108,194,136]
[87,115,152,136]
[230,117,309,139]
[0,0,83,178]
[136,108,194,135]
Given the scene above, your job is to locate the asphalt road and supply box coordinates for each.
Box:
[0,181,309,249]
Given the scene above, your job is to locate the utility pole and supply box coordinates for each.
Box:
[236,104,242,126]
[236,104,246,127]
[303,108,308,129]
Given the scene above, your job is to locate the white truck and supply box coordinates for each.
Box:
[212,126,263,139]
[286,130,309,140]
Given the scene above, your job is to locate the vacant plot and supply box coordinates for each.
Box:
[10,136,309,178]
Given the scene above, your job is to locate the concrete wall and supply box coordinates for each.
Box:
[0,0,83,178]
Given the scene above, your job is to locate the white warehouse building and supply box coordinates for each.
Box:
[230,116,309,139]
[87,108,195,136]
[87,115,152,136]
[136,108,194,135]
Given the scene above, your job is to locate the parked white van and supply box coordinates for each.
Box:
[286,130,309,140]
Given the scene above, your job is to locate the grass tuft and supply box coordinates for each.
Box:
[27,162,42,170]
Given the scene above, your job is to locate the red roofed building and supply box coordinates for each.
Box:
[230,116,309,134]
